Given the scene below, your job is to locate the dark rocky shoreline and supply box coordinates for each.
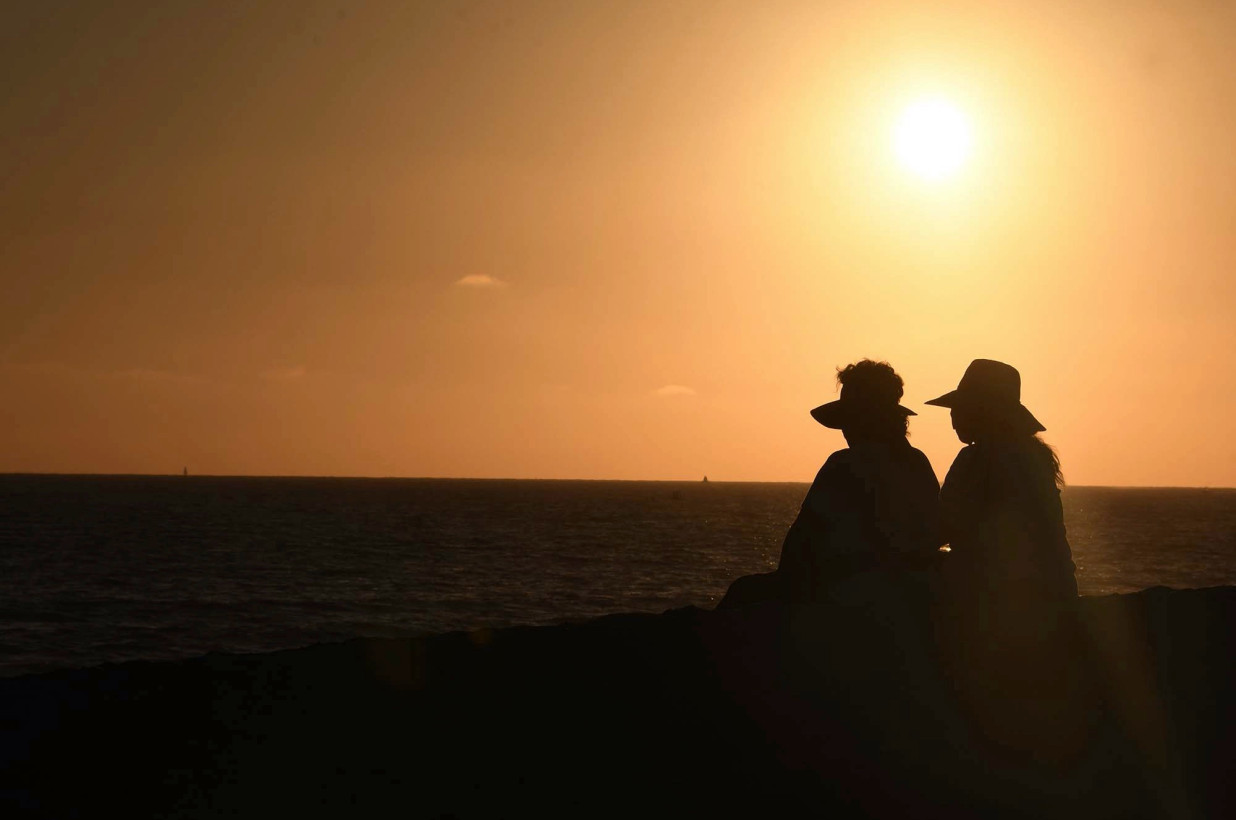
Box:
[3,586,1234,818]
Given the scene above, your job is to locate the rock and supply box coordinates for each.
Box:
[1,587,1234,818]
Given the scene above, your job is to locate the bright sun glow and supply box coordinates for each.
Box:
[893,97,973,181]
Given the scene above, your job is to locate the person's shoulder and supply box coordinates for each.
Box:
[904,445,942,484]
[1005,441,1061,490]
[949,443,980,465]
[942,444,981,478]
[821,448,855,469]
[905,445,935,468]
[812,448,858,485]
[804,450,862,514]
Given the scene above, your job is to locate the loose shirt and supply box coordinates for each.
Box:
[939,441,1078,602]
[778,440,942,601]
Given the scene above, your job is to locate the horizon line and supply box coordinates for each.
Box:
[0,471,1232,491]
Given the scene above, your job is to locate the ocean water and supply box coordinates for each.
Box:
[1,475,1234,678]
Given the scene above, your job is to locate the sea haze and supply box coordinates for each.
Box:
[1,475,1233,677]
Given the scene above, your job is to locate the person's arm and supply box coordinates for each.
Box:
[776,514,814,600]
[777,454,847,600]
[909,448,946,566]
[1041,482,1079,598]
[938,446,980,565]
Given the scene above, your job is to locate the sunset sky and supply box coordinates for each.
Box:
[3,1,1235,486]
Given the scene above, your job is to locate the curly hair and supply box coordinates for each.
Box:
[835,359,910,440]
[836,359,903,397]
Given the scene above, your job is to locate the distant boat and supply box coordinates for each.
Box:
[183,467,188,476]
[702,476,709,483]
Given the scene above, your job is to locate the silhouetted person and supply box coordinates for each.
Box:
[720,360,942,608]
[925,359,1077,605]
[925,360,1088,760]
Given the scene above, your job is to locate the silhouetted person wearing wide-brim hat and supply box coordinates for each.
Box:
[926,359,1077,604]
[925,360,1088,760]
[720,360,942,608]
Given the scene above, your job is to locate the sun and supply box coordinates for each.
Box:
[892,97,973,181]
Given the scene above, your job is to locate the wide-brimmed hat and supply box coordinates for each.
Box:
[924,359,1045,432]
[811,382,916,430]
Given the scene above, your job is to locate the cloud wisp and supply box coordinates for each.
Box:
[454,274,508,289]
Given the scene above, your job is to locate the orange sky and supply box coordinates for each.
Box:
[3,1,1235,485]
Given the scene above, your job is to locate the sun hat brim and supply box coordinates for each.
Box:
[811,400,916,430]
[924,390,960,408]
[923,391,1046,433]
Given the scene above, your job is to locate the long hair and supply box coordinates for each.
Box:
[1032,434,1065,489]
[952,403,1064,488]
[967,412,1064,488]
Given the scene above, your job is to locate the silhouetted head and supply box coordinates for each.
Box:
[925,359,1045,443]
[810,359,913,444]
[928,359,1063,486]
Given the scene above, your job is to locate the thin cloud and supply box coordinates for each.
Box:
[455,274,507,288]
[654,384,697,397]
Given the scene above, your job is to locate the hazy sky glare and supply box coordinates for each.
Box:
[3,1,1235,484]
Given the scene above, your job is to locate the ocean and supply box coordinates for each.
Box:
[1,475,1234,678]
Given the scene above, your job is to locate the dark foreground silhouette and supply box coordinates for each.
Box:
[3,586,1235,819]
